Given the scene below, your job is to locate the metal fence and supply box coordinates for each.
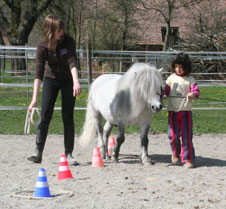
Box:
[0,45,226,110]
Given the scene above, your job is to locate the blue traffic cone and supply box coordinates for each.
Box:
[34,168,52,198]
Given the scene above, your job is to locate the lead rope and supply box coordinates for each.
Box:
[166,95,189,112]
[24,107,41,135]
[177,95,189,112]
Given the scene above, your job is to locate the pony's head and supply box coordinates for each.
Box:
[144,66,163,113]
[119,63,163,116]
[148,88,163,113]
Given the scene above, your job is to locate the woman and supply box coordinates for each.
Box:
[27,14,81,165]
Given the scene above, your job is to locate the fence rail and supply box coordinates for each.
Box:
[1,46,226,110]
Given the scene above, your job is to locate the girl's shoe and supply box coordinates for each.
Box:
[171,154,180,164]
[184,162,193,168]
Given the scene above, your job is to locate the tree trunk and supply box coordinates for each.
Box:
[11,52,26,75]
[163,21,171,51]
[2,0,53,73]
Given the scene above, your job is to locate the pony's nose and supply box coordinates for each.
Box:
[151,104,162,112]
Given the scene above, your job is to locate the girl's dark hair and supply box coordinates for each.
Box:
[171,53,192,76]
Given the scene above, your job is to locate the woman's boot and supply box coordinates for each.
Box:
[27,128,47,163]
[27,147,42,163]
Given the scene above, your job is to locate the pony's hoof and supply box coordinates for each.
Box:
[100,152,106,159]
[99,147,106,159]
[142,158,152,166]
[106,155,111,160]
[111,156,118,163]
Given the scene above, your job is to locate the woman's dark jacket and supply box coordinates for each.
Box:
[35,34,77,81]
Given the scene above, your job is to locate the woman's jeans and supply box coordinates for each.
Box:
[36,77,75,155]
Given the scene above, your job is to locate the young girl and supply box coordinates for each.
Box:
[164,53,200,168]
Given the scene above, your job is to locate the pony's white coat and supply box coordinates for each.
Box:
[79,63,163,164]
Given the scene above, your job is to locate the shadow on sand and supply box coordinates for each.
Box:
[114,153,226,168]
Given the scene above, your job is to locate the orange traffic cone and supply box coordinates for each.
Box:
[92,146,104,167]
[108,136,116,156]
[57,154,73,180]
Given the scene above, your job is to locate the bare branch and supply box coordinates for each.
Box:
[2,0,14,9]
[37,0,53,14]
[0,7,9,26]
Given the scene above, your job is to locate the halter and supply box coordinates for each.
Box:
[24,107,41,135]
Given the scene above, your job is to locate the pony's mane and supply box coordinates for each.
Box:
[116,63,163,119]
[118,63,162,99]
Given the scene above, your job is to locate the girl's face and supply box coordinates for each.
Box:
[54,29,64,41]
[175,64,184,76]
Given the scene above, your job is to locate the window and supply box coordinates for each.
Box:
[161,27,180,44]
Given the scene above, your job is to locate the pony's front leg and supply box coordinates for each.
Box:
[95,113,105,159]
[103,121,113,159]
[112,121,125,162]
[140,124,152,165]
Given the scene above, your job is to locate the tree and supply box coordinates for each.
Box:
[0,0,53,72]
[0,0,53,45]
[84,0,142,71]
[140,0,203,51]
[182,0,226,51]
[64,0,86,73]
[104,0,141,50]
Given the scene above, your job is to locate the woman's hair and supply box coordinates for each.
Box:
[171,53,192,76]
[43,14,64,48]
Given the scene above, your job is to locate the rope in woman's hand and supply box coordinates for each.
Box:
[24,107,41,135]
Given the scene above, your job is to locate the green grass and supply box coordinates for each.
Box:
[0,86,226,134]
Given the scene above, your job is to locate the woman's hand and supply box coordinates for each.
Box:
[28,79,41,112]
[71,67,81,96]
[73,81,82,96]
[28,100,37,112]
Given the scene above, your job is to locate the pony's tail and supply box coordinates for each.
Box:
[79,100,96,147]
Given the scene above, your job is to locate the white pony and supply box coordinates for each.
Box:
[79,63,163,165]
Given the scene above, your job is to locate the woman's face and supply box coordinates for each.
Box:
[175,64,184,76]
[54,29,64,41]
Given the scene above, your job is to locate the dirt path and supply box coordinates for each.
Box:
[0,133,226,209]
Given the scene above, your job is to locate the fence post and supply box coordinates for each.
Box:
[3,48,5,82]
[86,42,92,84]
[0,53,1,82]
[25,46,29,100]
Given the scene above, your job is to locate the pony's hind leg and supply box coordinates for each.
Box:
[140,124,152,165]
[95,113,105,159]
[103,121,113,159]
[111,121,125,162]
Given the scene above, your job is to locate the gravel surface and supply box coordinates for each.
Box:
[0,133,226,209]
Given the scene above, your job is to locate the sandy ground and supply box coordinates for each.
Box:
[0,133,226,209]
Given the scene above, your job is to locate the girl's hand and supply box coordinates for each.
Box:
[73,81,82,96]
[187,92,195,100]
[163,95,167,100]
